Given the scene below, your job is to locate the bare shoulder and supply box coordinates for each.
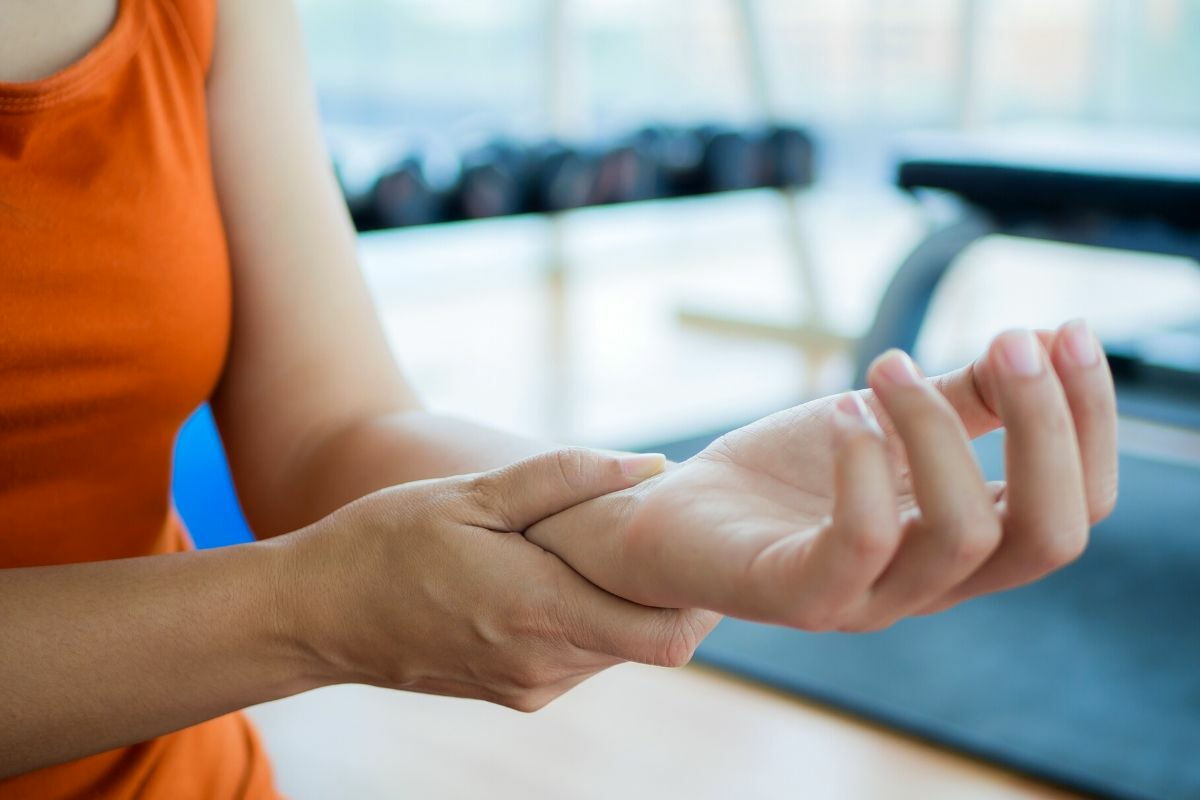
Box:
[0,0,118,82]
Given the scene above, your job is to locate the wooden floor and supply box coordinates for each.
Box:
[249,186,1200,798]
[249,663,1080,800]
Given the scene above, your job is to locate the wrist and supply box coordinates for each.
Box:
[256,532,352,690]
[523,467,664,585]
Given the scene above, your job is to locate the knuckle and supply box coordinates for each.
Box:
[1016,401,1074,440]
[1027,528,1089,573]
[1043,410,1076,440]
[789,604,839,632]
[845,526,895,561]
[465,472,503,512]
[898,396,958,436]
[839,428,884,457]
[505,691,553,714]
[551,447,592,493]
[1073,382,1116,416]
[947,537,992,569]
[646,613,704,668]
[654,637,696,669]
[966,520,1003,558]
[953,541,989,570]
[508,661,553,692]
[937,512,1001,566]
[1089,483,1118,524]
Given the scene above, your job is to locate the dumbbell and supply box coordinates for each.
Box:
[368,156,446,229]
[632,125,705,198]
[446,140,533,220]
[588,135,663,206]
[763,124,815,189]
[697,125,773,193]
[526,141,597,213]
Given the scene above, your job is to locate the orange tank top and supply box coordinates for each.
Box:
[0,0,279,796]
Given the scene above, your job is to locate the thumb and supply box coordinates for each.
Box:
[471,448,666,531]
[930,329,1055,440]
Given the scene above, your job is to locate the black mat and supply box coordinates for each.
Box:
[652,431,1200,800]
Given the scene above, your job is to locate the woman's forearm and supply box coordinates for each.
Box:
[246,411,561,537]
[0,540,323,778]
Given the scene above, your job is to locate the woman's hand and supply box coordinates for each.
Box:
[526,320,1117,632]
[278,449,716,711]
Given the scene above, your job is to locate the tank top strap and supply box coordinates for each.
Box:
[160,0,218,78]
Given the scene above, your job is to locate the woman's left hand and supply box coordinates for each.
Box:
[526,320,1117,632]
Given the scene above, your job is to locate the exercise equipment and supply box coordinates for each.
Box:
[855,127,1200,389]
[1105,321,1200,429]
[699,125,768,192]
[445,140,532,221]
[344,123,818,231]
[368,156,446,229]
[630,125,705,198]
[587,136,662,206]
[763,124,815,189]
[526,141,596,213]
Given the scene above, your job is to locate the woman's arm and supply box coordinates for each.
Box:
[205,0,562,538]
[205,0,1119,635]
[0,541,313,778]
[0,450,697,779]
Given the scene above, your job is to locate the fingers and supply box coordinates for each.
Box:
[912,320,1114,530]
[470,448,667,531]
[856,350,1001,624]
[783,394,900,628]
[556,567,720,667]
[925,331,1056,441]
[939,329,1091,600]
[1047,319,1118,522]
[927,362,1001,440]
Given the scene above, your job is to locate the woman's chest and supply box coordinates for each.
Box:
[0,8,230,430]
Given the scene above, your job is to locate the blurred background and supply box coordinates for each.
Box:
[184,2,1200,798]
[294,0,1200,449]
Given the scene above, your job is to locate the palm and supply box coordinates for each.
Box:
[622,394,910,615]
[528,327,1114,632]
[526,362,1003,624]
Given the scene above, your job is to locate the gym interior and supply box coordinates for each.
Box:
[172,3,1200,799]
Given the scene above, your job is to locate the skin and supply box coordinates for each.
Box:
[0,0,1118,781]
[528,325,1118,630]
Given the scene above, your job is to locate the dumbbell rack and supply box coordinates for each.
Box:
[676,0,841,364]
[537,0,851,432]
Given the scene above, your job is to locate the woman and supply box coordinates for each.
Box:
[0,0,1117,796]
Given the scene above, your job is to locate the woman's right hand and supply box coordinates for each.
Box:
[275,449,718,712]
[527,322,1117,631]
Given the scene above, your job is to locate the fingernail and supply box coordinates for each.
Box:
[1062,319,1100,367]
[999,330,1043,376]
[619,453,667,481]
[833,393,883,437]
[872,349,922,386]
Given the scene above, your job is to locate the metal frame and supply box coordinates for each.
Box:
[853,205,1200,388]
